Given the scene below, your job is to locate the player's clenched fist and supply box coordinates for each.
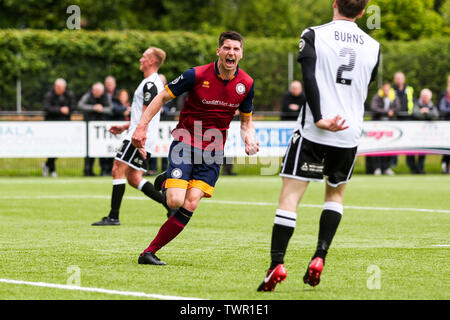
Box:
[132,126,146,149]
[245,139,259,156]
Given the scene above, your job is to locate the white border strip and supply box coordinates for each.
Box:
[0,278,203,300]
[1,195,449,214]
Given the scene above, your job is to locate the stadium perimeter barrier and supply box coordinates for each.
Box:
[1,120,449,160]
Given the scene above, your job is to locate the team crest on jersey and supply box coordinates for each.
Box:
[299,39,305,52]
[236,83,246,95]
[171,168,183,179]
[202,81,210,88]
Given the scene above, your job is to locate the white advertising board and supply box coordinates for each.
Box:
[1,121,449,158]
[87,121,177,157]
[0,121,86,158]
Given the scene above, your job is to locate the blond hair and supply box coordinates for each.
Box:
[147,47,166,68]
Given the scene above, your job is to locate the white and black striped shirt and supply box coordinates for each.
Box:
[297,20,380,148]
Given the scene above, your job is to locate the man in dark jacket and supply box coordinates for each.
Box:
[78,82,113,176]
[105,75,128,121]
[42,78,77,177]
[280,80,306,121]
[439,84,450,173]
[393,72,415,120]
[408,89,439,174]
[370,82,401,121]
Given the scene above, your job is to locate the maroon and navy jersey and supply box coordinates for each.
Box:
[166,61,254,150]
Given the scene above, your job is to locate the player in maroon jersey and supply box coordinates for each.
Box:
[132,31,259,265]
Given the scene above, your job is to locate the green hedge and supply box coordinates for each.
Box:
[0,30,449,111]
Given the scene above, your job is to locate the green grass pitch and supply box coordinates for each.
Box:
[0,175,449,300]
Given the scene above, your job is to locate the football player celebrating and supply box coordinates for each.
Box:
[132,31,259,265]
[257,0,380,291]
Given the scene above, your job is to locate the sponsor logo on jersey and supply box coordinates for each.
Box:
[201,99,239,108]
[144,92,152,101]
[236,83,246,95]
[171,168,183,179]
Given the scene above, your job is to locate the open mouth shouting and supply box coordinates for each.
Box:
[225,57,236,68]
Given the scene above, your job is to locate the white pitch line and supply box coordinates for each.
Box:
[2,194,449,214]
[0,278,203,300]
[431,245,450,247]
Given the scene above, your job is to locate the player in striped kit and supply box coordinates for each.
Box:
[258,0,380,291]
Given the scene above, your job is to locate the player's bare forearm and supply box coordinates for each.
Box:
[240,114,259,155]
[138,90,171,129]
[109,122,130,135]
[132,90,172,148]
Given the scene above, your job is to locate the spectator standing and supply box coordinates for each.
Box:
[102,76,122,175]
[393,72,415,120]
[369,82,401,175]
[105,76,119,102]
[114,89,131,121]
[393,72,415,169]
[42,78,76,178]
[106,76,130,121]
[78,82,113,176]
[280,80,306,121]
[439,85,450,174]
[407,89,439,174]
[437,75,450,105]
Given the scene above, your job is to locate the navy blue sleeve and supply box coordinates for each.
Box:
[239,82,255,115]
[166,68,196,98]
[370,48,381,84]
[298,28,322,123]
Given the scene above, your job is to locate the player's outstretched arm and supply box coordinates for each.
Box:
[109,122,130,135]
[132,90,172,149]
[240,114,259,155]
[315,115,349,132]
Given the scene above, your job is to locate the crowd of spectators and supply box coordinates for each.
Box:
[40,73,449,177]
[41,74,185,177]
[367,73,449,175]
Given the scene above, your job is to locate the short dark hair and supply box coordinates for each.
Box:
[336,0,369,19]
[218,31,244,48]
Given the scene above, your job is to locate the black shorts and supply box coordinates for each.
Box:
[115,140,151,172]
[280,130,357,187]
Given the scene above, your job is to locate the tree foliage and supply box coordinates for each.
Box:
[1,0,447,40]
[0,30,448,111]
[360,0,446,40]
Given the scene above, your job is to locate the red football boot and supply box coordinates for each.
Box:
[257,264,287,292]
[303,257,324,287]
